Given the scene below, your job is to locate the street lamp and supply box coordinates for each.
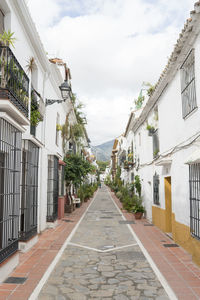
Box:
[45,80,71,106]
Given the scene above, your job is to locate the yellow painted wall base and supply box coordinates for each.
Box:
[152,206,167,232]
[152,206,200,267]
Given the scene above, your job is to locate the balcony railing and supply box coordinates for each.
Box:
[0,46,29,118]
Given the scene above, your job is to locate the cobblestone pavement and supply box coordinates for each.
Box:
[38,186,169,300]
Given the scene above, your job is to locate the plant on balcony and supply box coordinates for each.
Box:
[0,33,29,114]
[0,31,16,87]
[0,30,16,47]
[30,102,42,127]
[146,123,155,136]
[26,57,36,73]
[61,114,70,152]
[153,149,159,158]
[123,160,129,170]
[128,152,133,161]
[56,124,62,131]
[70,123,84,142]
[128,153,134,166]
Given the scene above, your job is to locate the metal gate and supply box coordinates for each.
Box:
[189,163,200,239]
[0,118,22,263]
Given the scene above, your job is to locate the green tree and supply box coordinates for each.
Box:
[64,154,95,186]
[134,175,141,197]
[96,161,109,174]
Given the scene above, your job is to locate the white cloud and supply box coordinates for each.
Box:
[27,0,195,145]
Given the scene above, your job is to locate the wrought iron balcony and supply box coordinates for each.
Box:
[0,46,29,118]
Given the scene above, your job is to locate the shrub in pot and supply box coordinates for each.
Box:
[132,203,145,219]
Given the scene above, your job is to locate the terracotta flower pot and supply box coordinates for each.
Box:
[134,212,143,219]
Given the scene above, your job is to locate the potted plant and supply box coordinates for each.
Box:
[56,124,62,131]
[0,31,16,88]
[123,160,129,170]
[133,203,145,219]
[153,149,159,158]
[146,124,155,136]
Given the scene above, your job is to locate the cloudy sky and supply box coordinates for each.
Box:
[27,0,195,146]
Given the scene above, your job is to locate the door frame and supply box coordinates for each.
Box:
[164,176,172,232]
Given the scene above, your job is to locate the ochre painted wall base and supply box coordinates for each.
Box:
[152,206,200,266]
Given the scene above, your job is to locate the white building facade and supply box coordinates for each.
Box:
[129,3,200,266]
[0,0,90,281]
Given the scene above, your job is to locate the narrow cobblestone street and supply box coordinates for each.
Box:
[38,186,169,300]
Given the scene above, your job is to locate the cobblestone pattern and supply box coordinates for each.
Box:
[38,186,169,300]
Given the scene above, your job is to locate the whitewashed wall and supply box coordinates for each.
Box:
[133,32,200,225]
[0,0,75,233]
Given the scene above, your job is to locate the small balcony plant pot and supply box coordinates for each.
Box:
[134,212,143,219]
[146,124,156,136]
[148,128,155,136]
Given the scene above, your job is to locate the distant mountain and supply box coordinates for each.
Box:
[91,139,114,162]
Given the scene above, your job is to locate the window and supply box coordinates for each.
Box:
[153,172,160,205]
[153,130,159,158]
[189,164,200,239]
[0,118,22,263]
[0,9,4,35]
[20,140,39,241]
[47,155,59,222]
[180,49,197,118]
[59,164,65,197]
[131,172,134,181]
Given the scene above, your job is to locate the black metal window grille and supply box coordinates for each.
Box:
[0,46,29,117]
[0,118,22,263]
[189,164,200,240]
[119,150,126,166]
[68,141,76,154]
[131,172,134,182]
[20,140,39,241]
[153,173,160,205]
[180,49,197,118]
[0,9,4,35]
[47,155,59,222]
[152,130,159,158]
[59,165,65,197]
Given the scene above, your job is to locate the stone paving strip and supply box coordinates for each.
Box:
[38,186,169,300]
